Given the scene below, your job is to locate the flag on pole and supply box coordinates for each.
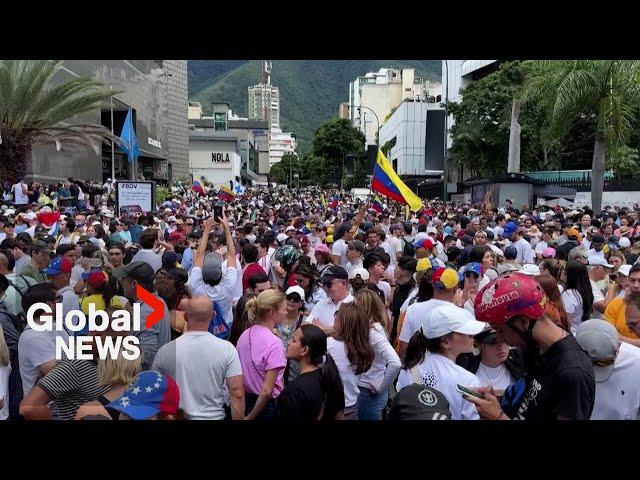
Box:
[405,205,410,221]
[371,148,422,212]
[233,181,246,196]
[119,108,140,164]
[320,194,326,210]
[218,186,236,202]
[192,181,206,197]
[328,195,339,210]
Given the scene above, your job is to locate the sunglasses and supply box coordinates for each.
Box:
[321,281,334,289]
[286,294,302,302]
[464,272,480,279]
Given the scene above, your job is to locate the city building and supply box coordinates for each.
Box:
[28,60,188,184]
[440,60,501,195]
[248,84,280,130]
[339,102,350,119]
[189,102,267,186]
[348,68,440,146]
[379,101,445,176]
[268,129,297,167]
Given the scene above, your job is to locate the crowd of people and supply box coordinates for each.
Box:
[1,175,640,421]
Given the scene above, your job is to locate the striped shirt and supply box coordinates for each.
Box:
[38,360,109,420]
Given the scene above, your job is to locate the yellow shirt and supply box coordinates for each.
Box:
[604,296,639,339]
[81,294,123,314]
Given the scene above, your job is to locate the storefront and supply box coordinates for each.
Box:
[189,131,242,188]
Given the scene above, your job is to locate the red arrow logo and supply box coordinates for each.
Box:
[137,284,165,329]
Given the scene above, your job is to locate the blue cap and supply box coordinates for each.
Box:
[502,221,518,237]
[465,262,483,276]
[107,371,180,420]
[504,246,518,259]
[444,226,453,235]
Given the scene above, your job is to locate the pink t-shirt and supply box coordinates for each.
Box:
[236,325,286,397]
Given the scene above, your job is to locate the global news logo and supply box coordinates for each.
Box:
[26,285,164,361]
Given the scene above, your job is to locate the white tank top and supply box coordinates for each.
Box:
[13,182,28,204]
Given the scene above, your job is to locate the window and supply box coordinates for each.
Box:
[214,112,227,131]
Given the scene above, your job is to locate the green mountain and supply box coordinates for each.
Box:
[188,60,441,153]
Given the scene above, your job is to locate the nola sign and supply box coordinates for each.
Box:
[26,285,164,361]
[212,152,231,163]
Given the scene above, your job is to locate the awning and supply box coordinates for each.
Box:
[532,184,576,200]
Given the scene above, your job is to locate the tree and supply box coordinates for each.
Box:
[269,153,300,186]
[299,153,326,186]
[312,118,366,185]
[525,60,640,212]
[0,60,121,183]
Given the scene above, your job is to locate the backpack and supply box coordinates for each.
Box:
[208,301,230,340]
[401,237,415,257]
[5,275,36,333]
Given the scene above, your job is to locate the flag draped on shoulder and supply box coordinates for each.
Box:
[371,148,422,212]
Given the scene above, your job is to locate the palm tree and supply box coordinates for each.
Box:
[524,60,640,213]
[0,60,122,183]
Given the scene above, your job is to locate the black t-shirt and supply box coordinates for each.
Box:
[276,368,324,421]
[512,334,595,420]
[69,184,80,200]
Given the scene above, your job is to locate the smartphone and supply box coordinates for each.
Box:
[456,384,485,400]
[214,205,223,222]
[88,258,103,268]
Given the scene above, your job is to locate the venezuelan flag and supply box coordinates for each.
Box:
[192,181,206,197]
[320,193,326,210]
[371,149,423,212]
[218,186,236,202]
[371,196,383,213]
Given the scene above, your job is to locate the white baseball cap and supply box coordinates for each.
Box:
[168,216,177,223]
[422,304,486,339]
[285,226,296,232]
[427,227,438,234]
[276,233,288,244]
[617,264,632,277]
[588,256,613,268]
[619,237,632,249]
[519,264,541,276]
[349,267,370,281]
[575,319,619,382]
[285,286,306,300]
[25,212,37,220]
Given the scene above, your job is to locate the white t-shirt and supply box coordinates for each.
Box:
[358,323,401,393]
[387,236,403,267]
[327,337,361,408]
[379,240,393,258]
[12,182,28,205]
[475,362,515,391]
[332,239,349,270]
[347,260,363,280]
[561,289,584,335]
[18,327,69,396]
[590,279,605,319]
[590,342,640,420]
[396,352,481,420]
[377,280,391,301]
[0,362,10,420]
[512,237,534,264]
[152,331,242,420]
[304,294,354,327]
[534,240,548,257]
[398,299,453,343]
[188,266,239,328]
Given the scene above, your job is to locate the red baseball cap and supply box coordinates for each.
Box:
[87,270,109,289]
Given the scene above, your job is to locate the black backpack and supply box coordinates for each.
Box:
[401,238,415,257]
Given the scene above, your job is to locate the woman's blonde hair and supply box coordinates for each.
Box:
[245,289,286,324]
[355,288,389,332]
[0,324,9,367]
[97,348,142,387]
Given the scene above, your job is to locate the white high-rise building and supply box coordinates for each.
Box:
[348,68,440,146]
[248,84,280,130]
[268,128,297,166]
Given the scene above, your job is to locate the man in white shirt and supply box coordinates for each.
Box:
[152,296,244,420]
[11,179,29,206]
[586,234,606,260]
[587,256,618,319]
[304,265,353,335]
[387,224,404,268]
[398,267,461,357]
[17,284,68,396]
[576,320,640,420]
[188,215,238,329]
[534,227,554,260]
[131,228,163,273]
[46,256,79,324]
[503,222,534,265]
[346,240,365,279]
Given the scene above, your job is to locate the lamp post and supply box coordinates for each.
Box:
[347,104,379,146]
[443,60,449,201]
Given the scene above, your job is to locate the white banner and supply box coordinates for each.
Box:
[116,181,155,215]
